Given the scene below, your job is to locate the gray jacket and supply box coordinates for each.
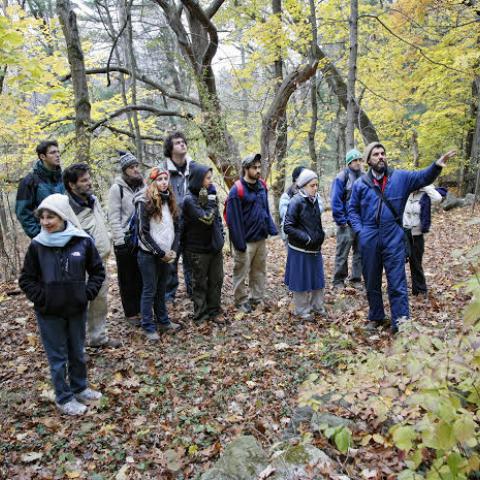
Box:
[166,156,196,208]
[108,176,140,246]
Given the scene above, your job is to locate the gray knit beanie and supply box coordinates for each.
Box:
[363,142,386,163]
[296,169,318,188]
[119,152,138,171]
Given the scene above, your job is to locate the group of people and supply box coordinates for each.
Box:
[14,132,455,415]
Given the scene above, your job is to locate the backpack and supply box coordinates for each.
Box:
[124,206,139,252]
[223,178,268,224]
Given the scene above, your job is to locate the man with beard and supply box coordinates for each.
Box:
[108,152,144,325]
[348,143,455,334]
[226,153,277,313]
[64,163,121,348]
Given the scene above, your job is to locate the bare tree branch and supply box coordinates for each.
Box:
[89,104,193,131]
[181,0,218,66]
[101,124,164,141]
[60,66,201,106]
[206,0,225,19]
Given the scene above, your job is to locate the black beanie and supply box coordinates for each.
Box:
[292,166,305,183]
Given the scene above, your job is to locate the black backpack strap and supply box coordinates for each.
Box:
[361,174,403,227]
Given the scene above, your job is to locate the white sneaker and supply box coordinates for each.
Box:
[75,388,103,404]
[56,398,87,416]
[145,331,160,341]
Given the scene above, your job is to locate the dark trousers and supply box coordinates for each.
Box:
[114,245,143,317]
[165,251,193,301]
[361,236,409,326]
[36,310,87,405]
[406,232,427,295]
[137,250,170,332]
[185,250,223,321]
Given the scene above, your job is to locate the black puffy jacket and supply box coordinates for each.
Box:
[19,236,105,316]
[182,164,224,254]
[284,193,325,252]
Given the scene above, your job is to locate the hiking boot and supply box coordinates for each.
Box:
[126,315,141,327]
[235,302,252,314]
[56,398,87,416]
[349,280,363,290]
[89,338,122,349]
[75,388,102,404]
[193,315,209,325]
[392,316,409,335]
[313,307,326,316]
[145,331,160,341]
[158,322,181,333]
[363,320,384,333]
[332,283,345,290]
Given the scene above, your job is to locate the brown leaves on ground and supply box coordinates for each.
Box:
[0,208,476,479]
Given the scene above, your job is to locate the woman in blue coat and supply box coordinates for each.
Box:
[284,169,325,320]
[19,194,105,415]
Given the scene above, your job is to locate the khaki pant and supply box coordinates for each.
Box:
[233,240,267,305]
[87,257,109,346]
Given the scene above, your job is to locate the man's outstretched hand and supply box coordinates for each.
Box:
[436,150,456,168]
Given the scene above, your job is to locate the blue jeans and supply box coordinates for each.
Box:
[35,310,87,405]
[165,251,193,301]
[137,250,170,332]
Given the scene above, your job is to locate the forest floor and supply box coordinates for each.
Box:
[0,207,477,480]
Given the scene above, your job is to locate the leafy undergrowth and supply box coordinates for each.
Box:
[0,208,477,479]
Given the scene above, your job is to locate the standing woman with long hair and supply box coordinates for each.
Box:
[284,169,326,320]
[134,166,181,340]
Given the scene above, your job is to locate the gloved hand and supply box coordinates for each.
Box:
[199,187,208,207]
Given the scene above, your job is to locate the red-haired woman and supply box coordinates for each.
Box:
[134,166,181,340]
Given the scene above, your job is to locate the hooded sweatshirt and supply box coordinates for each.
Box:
[182,164,224,254]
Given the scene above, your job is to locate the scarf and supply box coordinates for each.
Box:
[34,221,90,247]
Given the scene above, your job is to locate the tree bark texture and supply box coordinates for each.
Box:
[56,0,91,164]
[346,0,358,150]
[307,0,318,171]
[154,0,239,186]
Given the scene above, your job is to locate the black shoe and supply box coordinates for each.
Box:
[235,302,252,313]
[363,320,386,333]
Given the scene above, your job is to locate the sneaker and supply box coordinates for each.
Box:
[145,331,160,341]
[349,280,363,289]
[75,388,102,404]
[297,313,314,322]
[158,322,181,333]
[56,398,87,416]
[392,316,409,335]
[235,302,252,313]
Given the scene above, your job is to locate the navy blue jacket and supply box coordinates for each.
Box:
[19,236,105,316]
[15,160,65,238]
[348,162,442,250]
[331,167,362,226]
[226,178,277,252]
[182,164,224,254]
[284,194,324,252]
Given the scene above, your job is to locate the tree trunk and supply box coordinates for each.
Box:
[56,0,91,163]
[122,0,144,162]
[155,0,239,186]
[307,0,318,171]
[346,0,358,150]
[336,101,346,171]
[270,0,287,224]
[471,76,480,205]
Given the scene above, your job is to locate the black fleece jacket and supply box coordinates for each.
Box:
[19,236,105,316]
[182,164,224,254]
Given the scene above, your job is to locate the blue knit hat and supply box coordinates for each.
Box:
[345,149,362,165]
